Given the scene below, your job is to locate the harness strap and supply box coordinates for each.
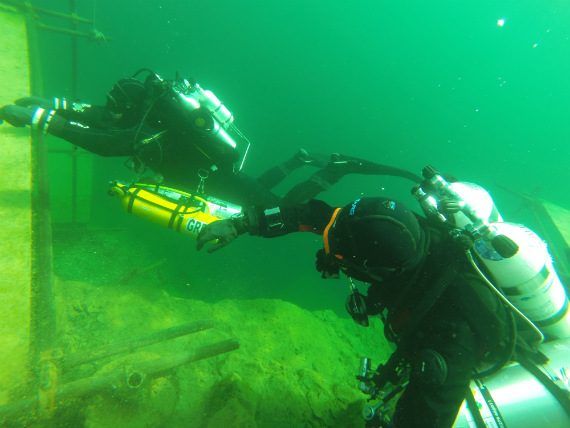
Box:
[127,188,143,214]
[474,379,508,428]
[371,263,459,393]
[464,385,488,428]
[323,208,342,255]
[516,349,570,419]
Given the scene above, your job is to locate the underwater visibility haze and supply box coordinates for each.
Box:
[0,0,569,427]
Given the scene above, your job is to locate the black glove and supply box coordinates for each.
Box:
[196,219,239,253]
[15,96,54,109]
[365,413,393,428]
[315,249,340,279]
[0,105,36,127]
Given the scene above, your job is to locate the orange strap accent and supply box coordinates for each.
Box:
[323,207,342,255]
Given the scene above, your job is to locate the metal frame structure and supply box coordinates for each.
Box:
[495,182,570,288]
[0,2,239,424]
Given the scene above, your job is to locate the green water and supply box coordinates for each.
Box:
[33,0,569,312]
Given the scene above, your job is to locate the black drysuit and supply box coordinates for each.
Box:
[45,104,282,207]
[248,199,512,428]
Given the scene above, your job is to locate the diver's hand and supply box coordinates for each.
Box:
[196,219,239,253]
[15,96,55,109]
[0,105,35,127]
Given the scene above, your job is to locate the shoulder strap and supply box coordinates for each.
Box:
[371,263,460,393]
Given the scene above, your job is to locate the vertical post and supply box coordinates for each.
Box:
[25,14,57,414]
[69,0,78,98]
[29,128,57,366]
[24,8,43,97]
[69,0,79,224]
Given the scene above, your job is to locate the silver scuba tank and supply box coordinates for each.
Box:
[453,338,570,428]
[170,77,251,171]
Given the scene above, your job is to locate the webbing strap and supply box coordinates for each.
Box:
[516,350,570,419]
[475,379,508,428]
[169,203,186,229]
[465,385,487,428]
[127,188,143,214]
[323,208,342,255]
[372,264,459,391]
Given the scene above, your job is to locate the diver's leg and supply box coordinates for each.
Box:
[281,154,421,206]
[256,149,327,190]
[328,154,422,182]
[280,168,337,206]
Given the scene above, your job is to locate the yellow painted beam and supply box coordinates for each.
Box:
[0,9,32,404]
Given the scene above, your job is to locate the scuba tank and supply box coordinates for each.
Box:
[108,181,241,239]
[453,338,570,428]
[175,80,237,148]
[132,69,251,173]
[412,166,570,341]
[358,338,570,428]
[167,75,251,171]
[357,167,570,428]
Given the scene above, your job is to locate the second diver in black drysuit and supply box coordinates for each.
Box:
[0,69,421,208]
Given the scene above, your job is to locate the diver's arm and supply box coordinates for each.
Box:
[14,97,113,128]
[53,104,112,128]
[40,110,137,157]
[0,105,135,156]
[243,199,335,237]
[196,199,335,253]
[14,96,68,110]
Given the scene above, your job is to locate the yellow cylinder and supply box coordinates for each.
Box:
[110,183,222,238]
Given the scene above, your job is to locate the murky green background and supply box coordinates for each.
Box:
[31,0,569,313]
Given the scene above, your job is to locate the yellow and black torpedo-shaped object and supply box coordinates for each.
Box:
[108,182,239,238]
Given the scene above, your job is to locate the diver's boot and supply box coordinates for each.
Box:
[292,148,311,166]
[256,149,321,190]
[290,149,328,168]
[275,149,311,172]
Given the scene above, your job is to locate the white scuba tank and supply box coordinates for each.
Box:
[176,82,238,149]
[451,182,570,340]
[195,86,234,128]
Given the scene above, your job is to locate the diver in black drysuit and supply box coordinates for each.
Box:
[196,196,515,428]
[0,72,421,208]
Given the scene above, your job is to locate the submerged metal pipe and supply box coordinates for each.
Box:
[0,339,239,423]
[0,0,93,24]
[29,128,57,368]
[63,320,215,371]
